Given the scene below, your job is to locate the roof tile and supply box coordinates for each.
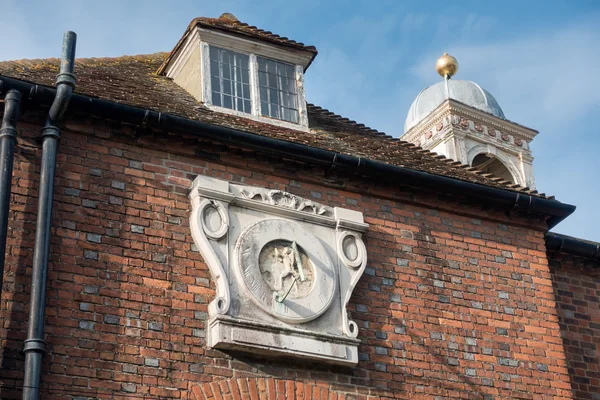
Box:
[0,53,548,198]
[158,15,318,75]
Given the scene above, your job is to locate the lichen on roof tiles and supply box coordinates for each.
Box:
[0,52,548,198]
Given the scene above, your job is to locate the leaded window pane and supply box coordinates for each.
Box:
[257,56,299,123]
[223,95,233,109]
[290,110,299,124]
[209,46,251,113]
[212,92,221,107]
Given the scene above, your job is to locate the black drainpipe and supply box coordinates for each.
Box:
[0,89,22,297]
[22,31,76,400]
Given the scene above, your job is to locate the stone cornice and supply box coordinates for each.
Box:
[449,101,538,140]
[401,99,538,143]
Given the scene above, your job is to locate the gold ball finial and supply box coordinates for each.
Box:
[436,52,458,78]
[219,12,239,22]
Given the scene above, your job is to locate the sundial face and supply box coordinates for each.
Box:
[258,240,315,299]
[235,219,336,323]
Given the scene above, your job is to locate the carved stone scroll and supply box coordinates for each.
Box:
[189,176,368,366]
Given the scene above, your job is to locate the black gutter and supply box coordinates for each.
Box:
[22,32,77,400]
[546,232,600,261]
[0,89,21,298]
[0,77,575,229]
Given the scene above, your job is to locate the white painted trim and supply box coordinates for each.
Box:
[464,133,527,159]
[295,65,309,128]
[249,53,260,116]
[467,144,524,186]
[200,42,211,104]
[166,30,201,79]
[204,103,310,132]
[196,27,313,68]
[207,315,359,366]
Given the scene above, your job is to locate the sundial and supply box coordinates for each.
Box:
[189,175,368,365]
[236,219,336,324]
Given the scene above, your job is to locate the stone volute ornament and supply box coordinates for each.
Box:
[189,176,369,365]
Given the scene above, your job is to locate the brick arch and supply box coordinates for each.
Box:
[191,377,358,400]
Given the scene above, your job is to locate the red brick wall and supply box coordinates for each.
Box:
[0,116,573,399]
[549,252,600,399]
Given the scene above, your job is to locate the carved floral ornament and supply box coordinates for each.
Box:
[188,176,369,365]
[409,111,531,154]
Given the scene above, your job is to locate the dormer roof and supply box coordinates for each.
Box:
[157,14,318,76]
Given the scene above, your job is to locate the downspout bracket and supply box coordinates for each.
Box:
[22,339,47,354]
[55,72,76,88]
[41,127,61,139]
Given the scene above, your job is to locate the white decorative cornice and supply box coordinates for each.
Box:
[401,99,538,143]
[448,101,538,140]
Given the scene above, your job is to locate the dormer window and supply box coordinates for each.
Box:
[258,57,299,123]
[209,46,251,113]
[160,14,317,131]
[208,47,299,123]
[204,48,303,126]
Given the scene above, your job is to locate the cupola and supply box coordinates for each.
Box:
[401,53,539,189]
[405,80,505,133]
[158,13,318,130]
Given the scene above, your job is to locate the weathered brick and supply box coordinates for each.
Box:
[65,188,80,196]
[79,321,95,330]
[86,233,102,243]
[122,383,136,393]
[148,322,163,331]
[112,180,125,190]
[104,315,120,325]
[131,225,145,233]
[84,250,98,260]
[0,120,581,399]
[144,358,159,367]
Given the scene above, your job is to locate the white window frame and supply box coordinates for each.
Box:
[198,28,309,131]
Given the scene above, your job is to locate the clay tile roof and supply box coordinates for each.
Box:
[0,53,550,198]
[196,16,317,53]
[157,15,318,75]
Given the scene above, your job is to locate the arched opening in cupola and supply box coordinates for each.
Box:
[471,153,515,184]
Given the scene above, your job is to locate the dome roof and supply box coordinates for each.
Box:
[404,80,505,132]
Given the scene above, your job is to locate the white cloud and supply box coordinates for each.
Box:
[408,15,600,239]
[306,12,425,131]
[410,17,600,132]
[309,11,600,240]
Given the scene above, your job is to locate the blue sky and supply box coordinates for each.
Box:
[2,0,599,240]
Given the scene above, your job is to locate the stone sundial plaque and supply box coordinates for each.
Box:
[189,176,368,366]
